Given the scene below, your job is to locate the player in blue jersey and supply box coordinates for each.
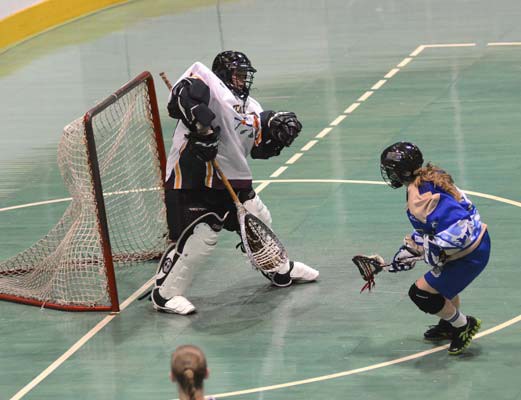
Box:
[171,345,216,400]
[380,142,491,355]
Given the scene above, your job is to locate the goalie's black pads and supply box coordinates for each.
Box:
[408,284,445,314]
[185,126,220,162]
[167,77,216,131]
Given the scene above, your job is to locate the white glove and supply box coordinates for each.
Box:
[388,245,420,272]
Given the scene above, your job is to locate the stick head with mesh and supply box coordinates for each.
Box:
[237,206,288,272]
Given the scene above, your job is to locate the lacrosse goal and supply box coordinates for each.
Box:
[0,71,168,312]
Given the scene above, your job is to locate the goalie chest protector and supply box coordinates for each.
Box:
[166,62,264,189]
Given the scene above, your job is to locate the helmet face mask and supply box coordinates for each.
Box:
[212,51,256,100]
[380,142,423,188]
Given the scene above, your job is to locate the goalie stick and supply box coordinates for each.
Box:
[159,72,288,273]
[352,254,423,293]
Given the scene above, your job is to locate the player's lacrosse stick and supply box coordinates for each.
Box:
[159,72,288,273]
[352,254,423,293]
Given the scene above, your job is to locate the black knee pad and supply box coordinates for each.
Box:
[408,284,445,314]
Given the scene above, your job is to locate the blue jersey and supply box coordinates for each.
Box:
[406,181,487,262]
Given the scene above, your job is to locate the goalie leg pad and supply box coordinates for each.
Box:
[243,194,272,227]
[153,213,223,312]
[408,283,446,314]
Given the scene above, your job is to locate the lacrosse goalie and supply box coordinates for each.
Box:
[355,142,490,355]
[152,51,318,315]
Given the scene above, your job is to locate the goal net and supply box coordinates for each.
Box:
[0,71,168,311]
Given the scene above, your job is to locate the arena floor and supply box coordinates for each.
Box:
[1,1,521,399]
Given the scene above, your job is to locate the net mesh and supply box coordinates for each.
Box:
[0,76,167,310]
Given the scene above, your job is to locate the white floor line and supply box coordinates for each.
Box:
[384,68,400,78]
[357,91,373,102]
[371,80,387,90]
[488,42,521,46]
[397,57,412,67]
[0,197,72,212]
[344,102,360,114]
[424,42,476,48]
[269,166,288,178]
[315,127,333,138]
[410,45,426,56]
[300,140,318,151]
[329,114,347,126]
[286,153,303,164]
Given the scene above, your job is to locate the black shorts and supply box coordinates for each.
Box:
[165,188,256,241]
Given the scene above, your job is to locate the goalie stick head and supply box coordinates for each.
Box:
[380,142,423,188]
[237,206,288,273]
[212,51,256,100]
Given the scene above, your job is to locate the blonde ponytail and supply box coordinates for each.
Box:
[184,368,196,400]
[413,163,461,201]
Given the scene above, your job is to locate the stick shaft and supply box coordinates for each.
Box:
[158,72,241,206]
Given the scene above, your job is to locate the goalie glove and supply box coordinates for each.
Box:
[266,111,302,147]
[352,255,385,292]
[185,126,220,162]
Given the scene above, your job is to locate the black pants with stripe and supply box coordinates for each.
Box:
[165,188,256,241]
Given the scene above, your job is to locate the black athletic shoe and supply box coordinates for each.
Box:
[448,316,481,355]
[424,319,454,341]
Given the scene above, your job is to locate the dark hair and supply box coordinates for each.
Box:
[171,345,207,400]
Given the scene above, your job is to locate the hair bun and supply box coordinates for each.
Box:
[184,368,194,380]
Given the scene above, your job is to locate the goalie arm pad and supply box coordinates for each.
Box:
[251,110,302,159]
[167,77,216,131]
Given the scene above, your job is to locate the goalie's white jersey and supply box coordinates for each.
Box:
[166,62,263,190]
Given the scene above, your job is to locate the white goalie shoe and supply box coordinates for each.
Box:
[265,260,319,287]
[290,261,319,282]
[151,289,196,315]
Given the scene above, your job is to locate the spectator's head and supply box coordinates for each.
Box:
[170,345,209,400]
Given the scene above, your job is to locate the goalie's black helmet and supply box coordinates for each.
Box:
[212,50,256,100]
[380,142,423,188]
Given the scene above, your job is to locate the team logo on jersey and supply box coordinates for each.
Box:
[234,116,255,138]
